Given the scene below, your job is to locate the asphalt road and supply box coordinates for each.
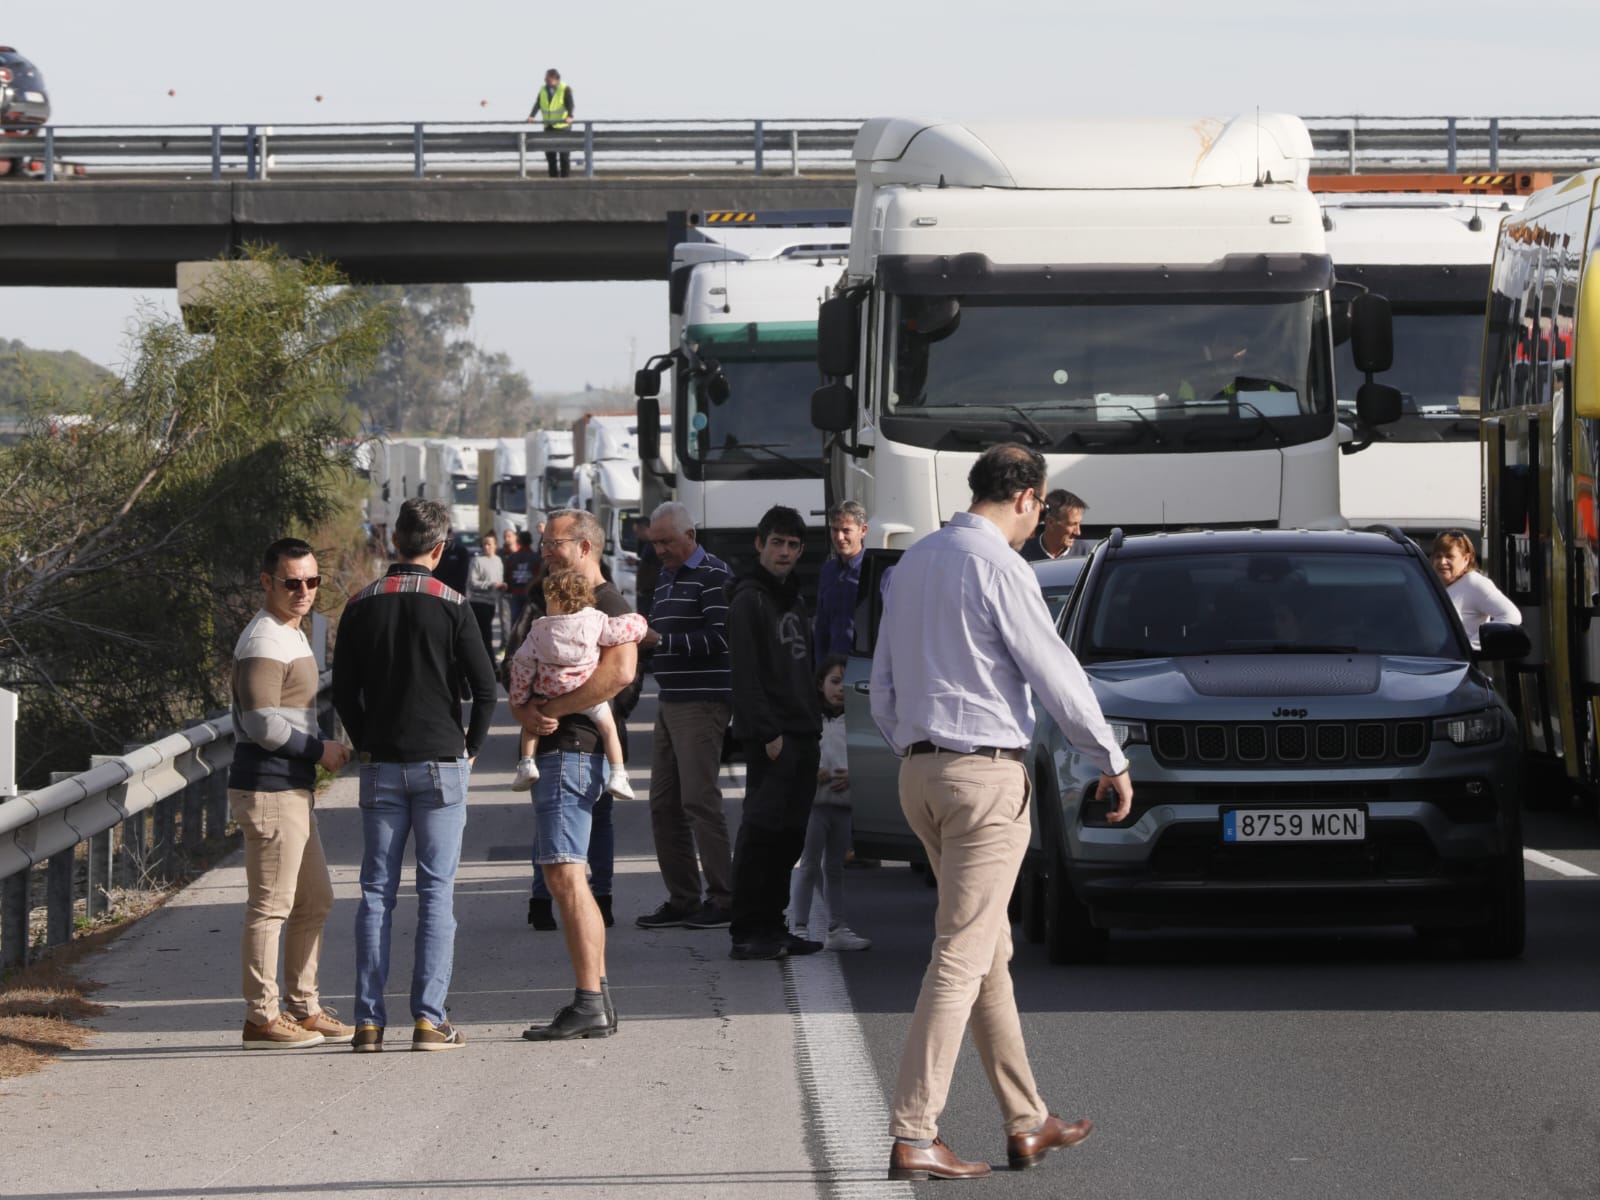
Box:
[834,806,1600,1199]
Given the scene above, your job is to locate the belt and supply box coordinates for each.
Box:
[907,740,1026,764]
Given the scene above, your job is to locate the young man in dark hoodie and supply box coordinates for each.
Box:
[726,505,825,960]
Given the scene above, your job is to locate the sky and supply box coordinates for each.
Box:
[5,0,1599,396]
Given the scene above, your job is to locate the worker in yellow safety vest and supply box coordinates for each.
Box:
[527,68,574,178]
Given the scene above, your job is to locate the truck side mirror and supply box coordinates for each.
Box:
[637,395,662,462]
[817,296,860,378]
[703,360,731,406]
[634,366,662,399]
[1355,381,1402,427]
[1350,293,1394,374]
[812,382,857,433]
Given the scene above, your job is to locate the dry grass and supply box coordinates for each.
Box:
[1,843,224,1082]
[0,932,114,1080]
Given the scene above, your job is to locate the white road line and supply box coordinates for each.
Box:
[1524,847,1599,878]
[784,954,913,1200]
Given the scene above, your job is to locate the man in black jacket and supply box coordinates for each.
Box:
[726,505,824,960]
[333,498,498,1052]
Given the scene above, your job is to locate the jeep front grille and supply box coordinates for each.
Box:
[1150,720,1430,768]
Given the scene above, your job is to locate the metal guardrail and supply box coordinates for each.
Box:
[0,614,332,969]
[1,116,1597,184]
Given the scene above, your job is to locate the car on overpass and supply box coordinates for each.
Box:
[1019,527,1530,963]
[0,46,50,179]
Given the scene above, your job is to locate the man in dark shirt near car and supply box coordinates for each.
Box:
[726,505,824,960]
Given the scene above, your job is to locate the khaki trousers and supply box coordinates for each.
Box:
[889,752,1048,1141]
[230,788,335,1025]
[648,700,735,909]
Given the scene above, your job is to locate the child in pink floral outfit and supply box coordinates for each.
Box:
[509,569,648,799]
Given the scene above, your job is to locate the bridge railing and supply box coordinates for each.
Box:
[0,617,332,968]
[1,116,1597,183]
[0,119,864,182]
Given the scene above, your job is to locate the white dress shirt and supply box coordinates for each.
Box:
[870,511,1128,776]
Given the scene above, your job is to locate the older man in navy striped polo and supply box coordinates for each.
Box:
[636,501,738,931]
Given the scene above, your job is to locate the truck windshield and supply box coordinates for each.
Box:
[498,479,528,513]
[884,294,1333,452]
[1079,551,1461,662]
[682,324,824,480]
[1334,310,1483,444]
[449,476,477,505]
[540,467,574,509]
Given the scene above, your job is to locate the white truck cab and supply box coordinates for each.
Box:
[812,115,1398,548]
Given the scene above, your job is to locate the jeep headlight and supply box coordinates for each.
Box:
[1432,709,1503,746]
[1107,719,1148,748]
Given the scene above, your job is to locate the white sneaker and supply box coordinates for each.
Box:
[825,925,871,952]
[606,767,636,800]
[511,756,539,792]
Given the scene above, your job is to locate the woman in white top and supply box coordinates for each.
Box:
[1430,531,1520,650]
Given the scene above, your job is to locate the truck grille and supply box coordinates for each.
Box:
[1151,720,1429,768]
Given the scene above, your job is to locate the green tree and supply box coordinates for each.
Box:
[0,250,393,784]
[349,285,533,435]
[0,339,114,416]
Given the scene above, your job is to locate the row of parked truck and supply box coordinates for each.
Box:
[359,410,659,605]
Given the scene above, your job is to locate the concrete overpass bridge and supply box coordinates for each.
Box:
[0,177,857,287]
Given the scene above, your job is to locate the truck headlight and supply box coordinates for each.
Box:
[1432,709,1503,746]
[1107,719,1148,748]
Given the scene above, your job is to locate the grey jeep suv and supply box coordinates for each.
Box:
[1020,527,1529,962]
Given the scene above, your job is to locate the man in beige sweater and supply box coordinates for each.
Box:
[229,537,351,1049]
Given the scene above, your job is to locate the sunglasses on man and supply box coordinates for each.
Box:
[276,576,322,592]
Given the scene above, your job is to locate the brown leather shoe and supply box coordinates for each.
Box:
[887,1137,993,1181]
[1006,1114,1094,1169]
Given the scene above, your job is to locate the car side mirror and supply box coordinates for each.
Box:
[1475,622,1531,662]
[812,381,857,433]
[817,295,860,378]
[637,395,661,463]
[634,366,662,399]
[1356,381,1402,427]
[1350,293,1394,374]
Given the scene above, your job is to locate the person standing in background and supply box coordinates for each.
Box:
[504,529,539,631]
[1019,490,1091,562]
[635,501,738,933]
[813,501,868,665]
[527,68,574,178]
[468,531,506,657]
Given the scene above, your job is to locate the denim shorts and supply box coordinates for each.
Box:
[532,751,608,865]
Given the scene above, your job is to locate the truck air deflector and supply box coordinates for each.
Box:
[878,253,1334,297]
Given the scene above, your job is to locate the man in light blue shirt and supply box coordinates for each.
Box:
[872,443,1133,1183]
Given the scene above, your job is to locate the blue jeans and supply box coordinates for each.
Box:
[531,787,614,900]
[527,752,606,895]
[354,760,469,1028]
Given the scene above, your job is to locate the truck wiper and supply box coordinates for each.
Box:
[1002,405,1052,448]
[1092,401,1166,447]
[711,442,824,477]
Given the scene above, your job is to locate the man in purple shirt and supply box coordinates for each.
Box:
[813,500,868,665]
[871,444,1133,1182]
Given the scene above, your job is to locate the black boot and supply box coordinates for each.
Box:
[527,897,556,931]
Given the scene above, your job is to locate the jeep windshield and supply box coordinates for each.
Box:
[881,292,1335,454]
[1080,552,1463,662]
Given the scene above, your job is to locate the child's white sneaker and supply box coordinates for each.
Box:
[606,767,636,801]
[511,756,539,792]
[825,925,871,952]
